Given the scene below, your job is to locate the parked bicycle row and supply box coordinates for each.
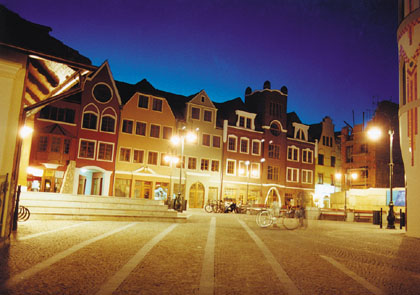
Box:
[204,199,247,214]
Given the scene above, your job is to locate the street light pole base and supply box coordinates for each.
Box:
[387,203,396,229]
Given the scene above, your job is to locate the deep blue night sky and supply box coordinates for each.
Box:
[3,0,398,129]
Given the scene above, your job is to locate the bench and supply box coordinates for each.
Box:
[354,210,373,222]
[320,209,346,221]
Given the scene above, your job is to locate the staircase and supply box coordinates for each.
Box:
[19,192,188,222]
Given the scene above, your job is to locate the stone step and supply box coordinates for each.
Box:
[20,199,168,211]
[27,213,188,223]
[21,192,163,206]
[27,206,178,217]
[18,192,188,223]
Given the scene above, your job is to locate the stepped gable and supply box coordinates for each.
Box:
[0,5,93,67]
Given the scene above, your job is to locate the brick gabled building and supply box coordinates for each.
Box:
[69,61,122,196]
[244,81,289,206]
[216,98,264,205]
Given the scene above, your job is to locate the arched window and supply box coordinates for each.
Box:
[82,112,98,130]
[270,122,281,136]
[101,115,115,132]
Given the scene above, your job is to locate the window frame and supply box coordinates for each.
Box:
[191,107,200,120]
[301,169,313,184]
[138,95,149,109]
[286,167,299,183]
[251,140,261,156]
[149,124,161,138]
[97,141,114,162]
[287,145,299,162]
[121,119,134,134]
[226,159,236,175]
[302,148,313,164]
[119,147,131,162]
[133,149,145,164]
[239,137,249,154]
[147,151,159,165]
[227,135,237,152]
[100,115,116,133]
[152,97,163,112]
[135,121,147,136]
[78,139,96,159]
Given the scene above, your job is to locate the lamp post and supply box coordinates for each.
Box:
[171,129,197,212]
[367,126,395,229]
[164,154,179,206]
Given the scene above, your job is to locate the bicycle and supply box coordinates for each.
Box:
[256,207,305,230]
[204,200,224,213]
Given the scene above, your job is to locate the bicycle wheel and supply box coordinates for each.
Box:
[257,211,273,228]
[282,215,299,230]
[204,204,213,213]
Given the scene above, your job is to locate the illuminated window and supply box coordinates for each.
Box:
[150,124,160,138]
[302,149,313,164]
[251,163,260,178]
[318,173,324,184]
[51,137,61,153]
[148,151,158,165]
[136,122,146,136]
[226,160,236,175]
[79,140,95,159]
[228,136,237,152]
[152,98,162,111]
[188,157,197,169]
[204,110,212,122]
[192,107,200,119]
[161,153,170,166]
[286,167,299,182]
[302,170,313,184]
[211,160,219,172]
[101,116,115,132]
[82,113,98,130]
[119,148,131,162]
[201,159,209,171]
[122,119,133,134]
[213,136,221,148]
[163,127,172,140]
[133,149,144,163]
[138,95,149,108]
[202,134,211,146]
[98,142,113,161]
[287,146,299,161]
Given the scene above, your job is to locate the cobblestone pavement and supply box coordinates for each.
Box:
[0,210,419,295]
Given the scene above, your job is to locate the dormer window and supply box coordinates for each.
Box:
[235,110,256,130]
[152,98,162,112]
[138,95,149,109]
[293,123,309,141]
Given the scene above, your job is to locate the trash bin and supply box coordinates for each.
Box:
[373,210,381,225]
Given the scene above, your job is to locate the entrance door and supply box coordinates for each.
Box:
[189,182,205,208]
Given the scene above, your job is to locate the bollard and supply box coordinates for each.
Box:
[380,208,383,229]
[12,185,21,231]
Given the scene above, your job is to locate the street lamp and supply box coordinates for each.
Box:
[367,126,396,229]
[171,129,197,212]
